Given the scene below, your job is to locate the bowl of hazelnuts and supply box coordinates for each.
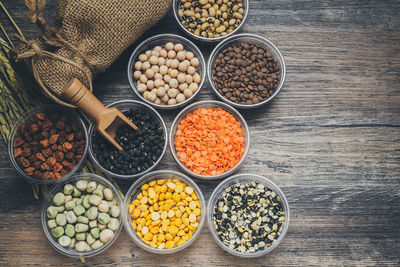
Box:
[127,34,206,109]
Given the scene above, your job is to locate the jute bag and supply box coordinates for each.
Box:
[16,0,172,108]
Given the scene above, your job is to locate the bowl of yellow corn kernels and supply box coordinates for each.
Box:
[123,170,206,253]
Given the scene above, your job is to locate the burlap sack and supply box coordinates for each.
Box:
[16,0,172,108]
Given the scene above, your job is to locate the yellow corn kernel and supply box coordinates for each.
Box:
[165,233,173,241]
[181,235,189,241]
[132,208,140,218]
[129,205,134,214]
[137,224,142,232]
[165,192,172,200]
[159,193,165,201]
[185,196,193,202]
[131,221,137,230]
[157,179,166,185]
[141,184,149,191]
[176,210,182,218]
[185,186,193,194]
[173,236,180,243]
[143,232,153,240]
[150,242,157,248]
[175,218,182,227]
[175,185,183,193]
[165,240,175,249]
[158,234,165,242]
[133,199,140,206]
[161,224,168,232]
[195,200,200,208]
[177,239,186,246]
[193,208,201,216]
[168,210,175,218]
[168,225,179,235]
[137,232,143,239]
[139,204,148,211]
[161,219,170,226]
[180,192,187,199]
[149,181,156,186]
[189,201,197,210]
[161,185,168,193]
[153,195,159,202]
[182,212,188,219]
[177,230,185,236]
[191,193,198,200]
[160,210,168,219]
[142,190,148,196]
[151,220,161,226]
[172,193,181,202]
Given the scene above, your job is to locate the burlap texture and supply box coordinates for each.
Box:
[16,0,172,107]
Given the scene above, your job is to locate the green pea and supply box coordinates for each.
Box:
[76,180,88,191]
[64,184,74,195]
[110,206,120,218]
[53,192,65,206]
[75,223,89,233]
[86,233,95,245]
[77,216,89,224]
[98,213,111,225]
[89,195,102,206]
[51,226,64,238]
[58,235,71,247]
[73,205,85,216]
[66,210,77,224]
[56,214,67,226]
[90,228,100,239]
[65,224,75,238]
[87,207,98,220]
[47,206,58,219]
[47,219,57,229]
[76,233,86,241]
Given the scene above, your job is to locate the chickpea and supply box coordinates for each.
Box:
[170,69,179,78]
[140,74,148,83]
[145,69,154,79]
[176,93,186,103]
[147,92,157,102]
[187,66,196,75]
[190,57,200,67]
[160,49,168,58]
[159,65,168,75]
[183,88,193,98]
[134,61,142,71]
[147,80,155,90]
[165,42,174,51]
[189,82,198,92]
[138,54,147,62]
[156,87,166,97]
[164,84,170,91]
[169,78,179,88]
[149,56,159,65]
[177,73,186,84]
[193,72,201,84]
[178,62,188,72]
[158,57,166,66]
[137,83,147,93]
[179,83,188,92]
[161,94,169,103]
[154,79,165,88]
[151,65,159,74]
[133,70,141,80]
[168,50,176,59]
[168,98,177,105]
[185,74,193,84]
[155,97,162,105]
[177,51,186,61]
[150,50,160,57]
[154,73,163,80]
[154,46,162,52]
[168,88,179,98]
[174,43,184,52]
[171,59,179,69]
[145,50,152,58]
[186,51,194,60]
[163,75,171,83]
[166,59,172,68]
[141,61,150,71]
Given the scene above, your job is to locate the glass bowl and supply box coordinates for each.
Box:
[208,33,286,109]
[207,173,290,257]
[41,173,124,259]
[169,100,250,180]
[88,100,167,179]
[7,104,89,185]
[127,33,206,109]
[172,0,249,42]
[123,170,206,254]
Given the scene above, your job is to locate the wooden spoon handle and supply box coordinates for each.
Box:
[62,78,107,125]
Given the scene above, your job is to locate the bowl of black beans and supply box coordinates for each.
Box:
[207,173,290,257]
[88,100,167,179]
[208,33,286,109]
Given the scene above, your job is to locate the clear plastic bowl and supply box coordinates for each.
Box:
[7,104,89,185]
[41,173,124,259]
[172,0,249,42]
[208,33,286,109]
[88,100,168,179]
[207,173,290,257]
[123,170,206,254]
[127,33,206,109]
[169,100,250,180]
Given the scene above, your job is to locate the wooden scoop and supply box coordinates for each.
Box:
[62,78,137,151]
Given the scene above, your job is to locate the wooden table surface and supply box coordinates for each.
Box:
[1,1,399,266]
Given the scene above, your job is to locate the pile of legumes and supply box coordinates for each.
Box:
[128,178,201,249]
[178,0,245,38]
[132,42,201,106]
[91,108,165,175]
[212,42,280,105]
[213,181,285,253]
[13,112,86,180]
[175,107,245,176]
[46,179,121,252]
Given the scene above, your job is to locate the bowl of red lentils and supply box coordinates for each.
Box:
[169,100,250,180]
[173,0,249,42]
[127,34,206,109]
[8,104,88,184]
[124,170,206,253]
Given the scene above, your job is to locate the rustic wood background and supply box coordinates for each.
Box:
[1,0,399,266]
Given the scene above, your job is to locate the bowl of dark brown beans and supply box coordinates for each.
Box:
[207,173,290,257]
[207,33,286,109]
[88,100,167,179]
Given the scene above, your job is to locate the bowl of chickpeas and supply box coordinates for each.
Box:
[128,34,206,109]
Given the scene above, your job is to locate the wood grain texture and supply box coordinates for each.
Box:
[0,0,399,266]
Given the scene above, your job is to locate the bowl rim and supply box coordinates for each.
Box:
[88,100,168,179]
[7,104,89,185]
[207,173,290,258]
[172,0,250,42]
[40,173,124,259]
[127,33,206,109]
[169,100,250,180]
[123,170,206,254]
[207,33,286,109]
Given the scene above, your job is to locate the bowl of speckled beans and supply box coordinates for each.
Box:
[207,173,290,257]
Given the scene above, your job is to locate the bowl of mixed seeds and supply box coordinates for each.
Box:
[207,173,290,257]
[173,0,249,42]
